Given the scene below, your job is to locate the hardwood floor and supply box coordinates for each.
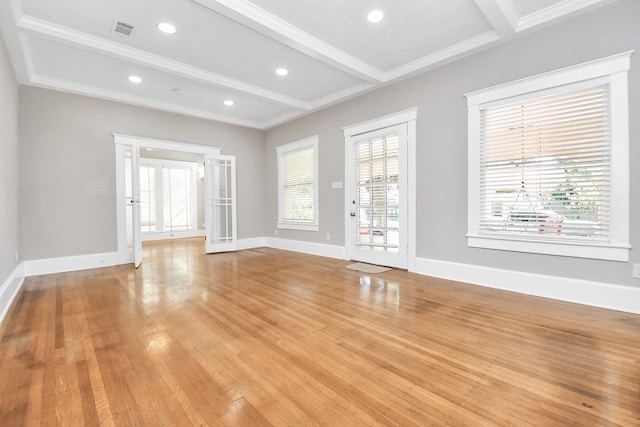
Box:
[1,238,639,426]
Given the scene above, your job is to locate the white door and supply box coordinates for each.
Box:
[131,145,143,268]
[348,124,408,269]
[122,144,143,268]
[204,154,237,253]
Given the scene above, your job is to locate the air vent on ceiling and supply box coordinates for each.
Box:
[112,21,134,37]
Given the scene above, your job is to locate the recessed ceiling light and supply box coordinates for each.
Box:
[158,22,176,34]
[367,9,384,23]
[128,75,142,83]
[224,99,234,106]
[275,68,288,76]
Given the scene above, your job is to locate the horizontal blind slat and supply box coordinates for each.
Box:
[479,85,610,239]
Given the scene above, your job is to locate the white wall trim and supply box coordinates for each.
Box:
[265,237,345,260]
[416,257,640,314]
[0,263,25,325]
[237,237,267,250]
[7,242,638,315]
[30,74,264,129]
[24,252,122,277]
[142,230,205,242]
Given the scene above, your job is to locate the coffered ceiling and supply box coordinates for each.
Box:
[0,0,616,129]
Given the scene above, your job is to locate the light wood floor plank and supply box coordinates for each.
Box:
[1,237,639,426]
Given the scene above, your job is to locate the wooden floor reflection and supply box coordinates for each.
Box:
[1,238,639,426]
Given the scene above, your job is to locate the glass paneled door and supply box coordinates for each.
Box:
[349,124,408,268]
[204,154,237,253]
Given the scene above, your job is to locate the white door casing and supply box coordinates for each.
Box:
[343,108,418,271]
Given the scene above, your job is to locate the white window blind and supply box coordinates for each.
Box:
[277,135,319,231]
[282,148,315,222]
[480,86,610,241]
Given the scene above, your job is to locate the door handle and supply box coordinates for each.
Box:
[350,212,356,217]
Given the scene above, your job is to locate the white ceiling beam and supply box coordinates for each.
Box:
[191,0,385,83]
[17,15,312,111]
[472,0,519,37]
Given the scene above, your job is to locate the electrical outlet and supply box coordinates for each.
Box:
[274,228,278,236]
[15,252,18,262]
[326,233,331,241]
[633,263,640,279]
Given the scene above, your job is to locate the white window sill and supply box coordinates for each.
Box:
[467,234,629,262]
[277,222,319,232]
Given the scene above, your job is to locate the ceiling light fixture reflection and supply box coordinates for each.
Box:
[224,99,234,106]
[367,9,384,23]
[158,22,176,34]
[128,75,142,83]
[275,68,288,76]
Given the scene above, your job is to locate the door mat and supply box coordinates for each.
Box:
[345,263,392,274]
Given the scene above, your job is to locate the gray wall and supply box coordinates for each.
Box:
[19,87,264,260]
[0,36,19,284]
[265,0,640,288]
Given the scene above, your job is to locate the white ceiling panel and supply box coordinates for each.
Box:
[21,0,363,102]
[27,35,295,126]
[248,0,494,72]
[0,0,617,129]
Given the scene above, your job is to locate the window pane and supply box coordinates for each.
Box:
[140,166,156,232]
[163,167,194,231]
[480,86,610,240]
[281,144,316,222]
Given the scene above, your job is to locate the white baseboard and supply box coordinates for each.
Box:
[416,257,640,314]
[265,237,345,260]
[13,240,639,315]
[0,263,25,325]
[237,237,267,250]
[142,230,205,241]
[24,251,122,277]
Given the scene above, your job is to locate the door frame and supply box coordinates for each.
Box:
[343,108,417,272]
[113,133,220,265]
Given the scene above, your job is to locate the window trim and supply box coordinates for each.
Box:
[276,135,319,231]
[465,51,632,261]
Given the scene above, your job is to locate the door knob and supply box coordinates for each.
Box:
[350,212,356,217]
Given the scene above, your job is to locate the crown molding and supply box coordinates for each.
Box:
[384,31,503,82]
[30,74,265,129]
[260,111,308,130]
[516,0,619,32]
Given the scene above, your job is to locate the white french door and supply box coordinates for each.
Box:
[348,124,408,269]
[204,154,237,253]
[131,146,143,268]
[121,145,143,268]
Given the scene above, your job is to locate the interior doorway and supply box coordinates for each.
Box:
[114,134,237,267]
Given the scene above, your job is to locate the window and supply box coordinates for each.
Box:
[466,52,631,261]
[139,165,157,232]
[139,159,198,233]
[277,135,319,231]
